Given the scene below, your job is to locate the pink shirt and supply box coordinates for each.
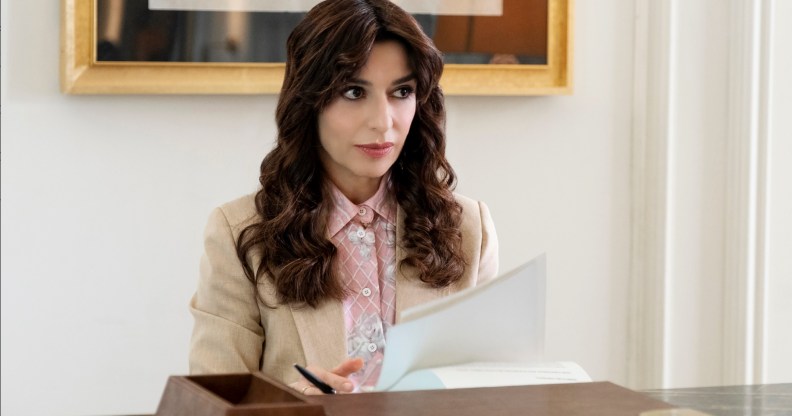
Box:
[326,178,397,391]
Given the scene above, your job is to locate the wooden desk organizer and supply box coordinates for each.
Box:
[155,372,325,416]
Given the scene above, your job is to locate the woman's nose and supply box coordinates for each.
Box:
[367,96,394,132]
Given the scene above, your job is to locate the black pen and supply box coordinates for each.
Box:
[294,363,337,394]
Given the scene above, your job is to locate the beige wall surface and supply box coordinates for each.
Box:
[4,1,788,416]
[1,1,633,414]
[765,0,792,384]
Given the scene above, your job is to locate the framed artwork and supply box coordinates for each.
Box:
[61,0,572,95]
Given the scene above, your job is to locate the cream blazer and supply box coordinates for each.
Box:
[188,192,498,385]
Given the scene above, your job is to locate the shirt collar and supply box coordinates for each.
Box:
[326,176,396,238]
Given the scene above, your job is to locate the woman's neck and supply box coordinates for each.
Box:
[329,176,384,205]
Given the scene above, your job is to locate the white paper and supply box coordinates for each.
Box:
[374,255,547,391]
[431,361,591,389]
[385,361,591,391]
[394,0,502,15]
[149,0,503,16]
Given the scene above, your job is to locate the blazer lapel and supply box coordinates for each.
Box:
[290,300,347,369]
[394,206,449,323]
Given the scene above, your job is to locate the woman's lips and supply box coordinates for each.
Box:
[356,143,394,158]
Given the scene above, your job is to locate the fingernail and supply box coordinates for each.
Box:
[341,382,353,392]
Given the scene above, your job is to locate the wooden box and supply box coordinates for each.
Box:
[155,372,325,416]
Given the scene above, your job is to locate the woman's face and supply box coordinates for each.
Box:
[317,40,417,201]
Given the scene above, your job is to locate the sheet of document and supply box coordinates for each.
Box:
[431,361,591,388]
[375,254,547,391]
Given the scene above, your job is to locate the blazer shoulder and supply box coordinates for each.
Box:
[215,192,259,234]
[453,192,476,205]
[453,192,484,220]
[452,192,499,283]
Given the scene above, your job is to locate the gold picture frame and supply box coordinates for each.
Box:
[60,0,573,95]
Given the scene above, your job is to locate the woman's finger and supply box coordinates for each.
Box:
[288,382,323,395]
[305,359,362,393]
[331,357,364,377]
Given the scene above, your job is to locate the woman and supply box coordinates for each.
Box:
[189,0,498,394]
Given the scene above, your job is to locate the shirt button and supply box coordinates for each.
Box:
[358,207,367,216]
[356,229,366,238]
[367,343,378,352]
[362,287,372,297]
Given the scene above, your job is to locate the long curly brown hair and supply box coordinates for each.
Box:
[236,0,466,307]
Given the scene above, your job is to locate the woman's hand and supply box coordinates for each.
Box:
[290,357,364,395]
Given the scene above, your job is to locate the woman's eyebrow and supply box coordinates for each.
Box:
[347,73,417,86]
[390,73,417,85]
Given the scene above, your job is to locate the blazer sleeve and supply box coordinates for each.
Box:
[188,207,264,374]
[477,200,499,284]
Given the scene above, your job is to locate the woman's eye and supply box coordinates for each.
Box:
[342,86,364,100]
[393,86,414,98]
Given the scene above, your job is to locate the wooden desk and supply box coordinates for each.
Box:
[153,374,675,416]
[308,382,674,416]
[143,373,792,416]
[642,383,792,416]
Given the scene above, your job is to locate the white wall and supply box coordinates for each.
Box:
[1,2,634,415]
[2,1,789,416]
[663,0,730,387]
[627,0,792,389]
[764,0,792,384]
